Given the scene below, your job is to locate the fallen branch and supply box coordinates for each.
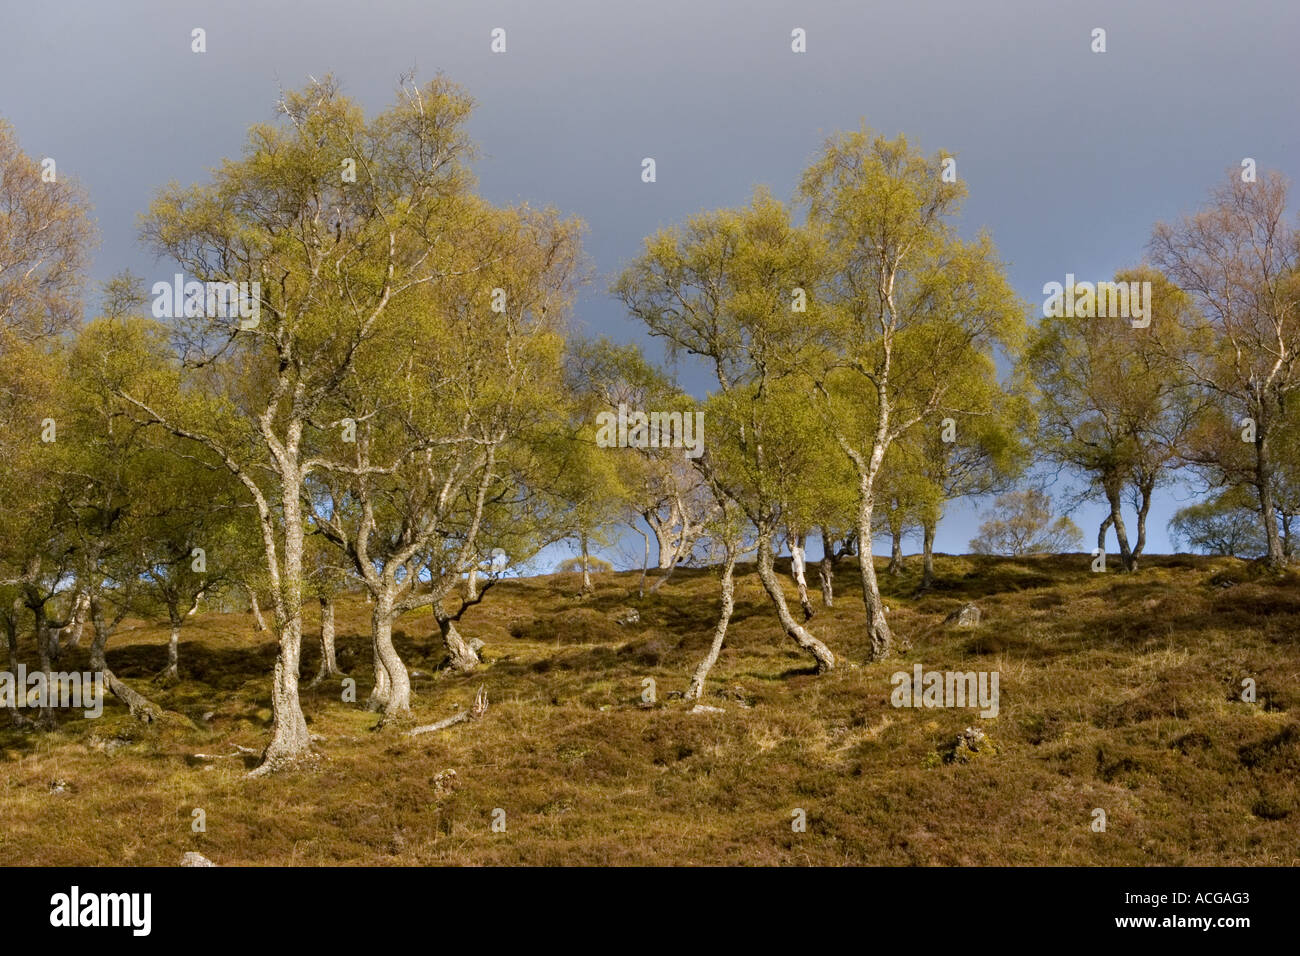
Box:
[408,685,488,737]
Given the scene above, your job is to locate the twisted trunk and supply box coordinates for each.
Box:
[756,526,834,672]
[436,607,481,673]
[367,594,411,718]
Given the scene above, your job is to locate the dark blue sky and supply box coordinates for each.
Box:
[2,0,1296,560]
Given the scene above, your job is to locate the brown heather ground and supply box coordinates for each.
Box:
[1,553,1298,866]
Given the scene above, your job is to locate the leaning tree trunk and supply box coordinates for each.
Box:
[1103,481,1136,572]
[755,527,834,672]
[920,520,936,591]
[788,532,814,621]
[436,608,481,673]
[311,596,341,684]
[465,566,479,602]
[245,584,267,632]
[686,547,737,700]
[855,478,895,660]
[88,598,161,723]
[1133,481,1154,565]
[818,527,835,608]
[1097,513,1113,555]
[636,524,651,598]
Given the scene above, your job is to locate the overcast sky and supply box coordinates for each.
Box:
[2,0,1297,561]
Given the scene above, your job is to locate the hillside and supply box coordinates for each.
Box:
[2,553,1298,865]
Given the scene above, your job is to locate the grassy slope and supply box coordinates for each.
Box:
[1,554,1297,865]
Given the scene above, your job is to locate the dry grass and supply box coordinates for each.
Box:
[2,553,1298,865]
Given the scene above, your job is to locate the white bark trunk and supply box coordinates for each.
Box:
[686,548,737,700]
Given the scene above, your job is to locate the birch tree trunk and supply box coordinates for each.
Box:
[436,607,481,673]
[162,624,181,683]
[855,476,895,660]
[920,520,936,591]
[3,608,22,726]
[756,527,834,672]
[788,532,814,621]
[255,476,313,771]
[579,530,593,595]
[818,527,835,608]
[312,596,341,684]
[63,590,90,649]
[88,598,161,723]
[367,594,411,718]
[686,547,737,700]
[1103,479,1136,572]
[887,529,904,576]
[245,584,267,632]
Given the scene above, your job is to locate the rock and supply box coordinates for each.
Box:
[181,851,215,867]
[948,726,996,764]
[48,779,70,794]
[943,602,982,627]
[613,607,640,626]
[201,711,215,722]
[690,704,725,714]
[433,769,459,796]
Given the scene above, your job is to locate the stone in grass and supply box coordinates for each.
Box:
[943,602,982,628]
[613,607,640,626]
[947,726,997,764]
[690,704,725,715]
[181,851,216,867]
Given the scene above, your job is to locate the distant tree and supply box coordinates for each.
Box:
[1149,169,1300,569]
[1022,267,1202,572]
[1168,489,1267,557]
[555,555,613,575]
[969,489,1082,556]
